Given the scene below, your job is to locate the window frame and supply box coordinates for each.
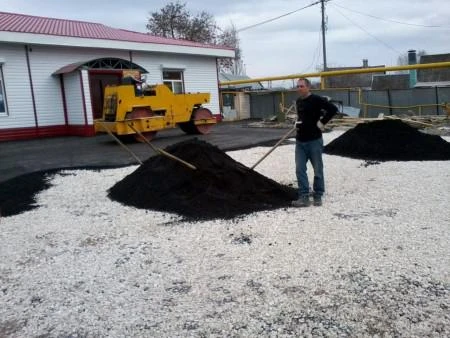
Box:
[222,93,236,109]
[162,69,185,94]
[0,65,7,116]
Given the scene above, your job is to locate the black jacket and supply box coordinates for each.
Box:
[295,94,338,142]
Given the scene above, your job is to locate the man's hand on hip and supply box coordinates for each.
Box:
[317,120,325,131]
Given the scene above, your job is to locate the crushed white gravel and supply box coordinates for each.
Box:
[1,131,449,337]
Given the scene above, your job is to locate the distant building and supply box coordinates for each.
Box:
[352,52,450,90]
[418,53,450,83]
[324,59,385,89]
[372,74,410,90]
[219,73,264,91]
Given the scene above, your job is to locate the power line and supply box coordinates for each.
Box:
[320,0,328,70]
[300,26,323,73]
[237,0,328,33]
[332,5,401,55]
[332,3,447,28]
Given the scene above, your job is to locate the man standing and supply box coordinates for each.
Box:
[292,78,337,207]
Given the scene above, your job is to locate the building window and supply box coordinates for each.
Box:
[0,66,7,115]
[222,93,235,109]
[163,70,184,94]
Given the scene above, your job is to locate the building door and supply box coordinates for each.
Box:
[89,72,122,119]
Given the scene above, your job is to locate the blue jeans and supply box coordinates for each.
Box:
[295,138,324,198]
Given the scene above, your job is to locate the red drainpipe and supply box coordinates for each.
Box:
[79,70,89,126]
[59,74,69,128]
[215,58,223,122]
[25,45,38,129]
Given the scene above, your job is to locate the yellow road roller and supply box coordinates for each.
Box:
[94,82,216,142]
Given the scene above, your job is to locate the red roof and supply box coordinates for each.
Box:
[0,11,229,50]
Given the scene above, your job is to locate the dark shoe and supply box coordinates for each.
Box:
[292,196,311,207]
[313,196,322,206]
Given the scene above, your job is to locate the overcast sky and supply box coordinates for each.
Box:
[2,0,450,83]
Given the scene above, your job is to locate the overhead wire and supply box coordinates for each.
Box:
[233,0,438,72]
[331,5,402,55]
[233,0,329,75]
[300,26,323,73]
[237,0,330,33]
[332,3,448,29]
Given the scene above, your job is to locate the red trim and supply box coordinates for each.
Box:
[59,74,69,126]
[79,70,89,126]
[0,125,95,142]
[67,125,95,136]
[87,70,122,120]
[215,58,223,122]
[213,114,223,122]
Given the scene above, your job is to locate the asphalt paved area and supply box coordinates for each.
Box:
[0,121,293,183]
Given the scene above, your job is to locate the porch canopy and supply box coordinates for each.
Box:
[53,57,148,75]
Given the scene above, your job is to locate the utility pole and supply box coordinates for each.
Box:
[321,0,328,71]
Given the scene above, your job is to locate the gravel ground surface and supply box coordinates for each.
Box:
[1,131,449,337]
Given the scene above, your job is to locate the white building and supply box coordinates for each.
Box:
[0,11,234,141]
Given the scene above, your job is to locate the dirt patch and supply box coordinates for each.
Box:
[324,119,450,161]
[108,139,297,221]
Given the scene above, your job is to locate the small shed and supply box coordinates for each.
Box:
[219,73,263,121]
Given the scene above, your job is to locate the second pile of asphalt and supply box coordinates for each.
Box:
[108,139,298,221]
[324,119,450,161]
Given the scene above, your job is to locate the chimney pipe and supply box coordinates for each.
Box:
[408,49,417,88]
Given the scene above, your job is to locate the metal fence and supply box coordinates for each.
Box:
[244,87,450,119]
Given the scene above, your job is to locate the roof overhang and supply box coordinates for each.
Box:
[52,58,149,75]
[0,31,236,58]
[52,60,88,75]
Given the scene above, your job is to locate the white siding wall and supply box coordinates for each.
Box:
[28,45,129,127]
[63,71,84,125]
[0,43,35,129]
[81,69,93,125]
[27,46,65,126]
[184,55,220,115]
[133,52,221,115]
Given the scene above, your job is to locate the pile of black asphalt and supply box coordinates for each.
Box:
[108,139,297,221]
[0,170,55,217]
[0,165,128,218]
[324,119,450,161]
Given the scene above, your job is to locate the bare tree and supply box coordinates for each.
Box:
[147,2,242,74]
[396,50,427,73]
[146,2,190,39]
[147,1,217,44]
[217,24,243,75]
[185,11,217,43]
